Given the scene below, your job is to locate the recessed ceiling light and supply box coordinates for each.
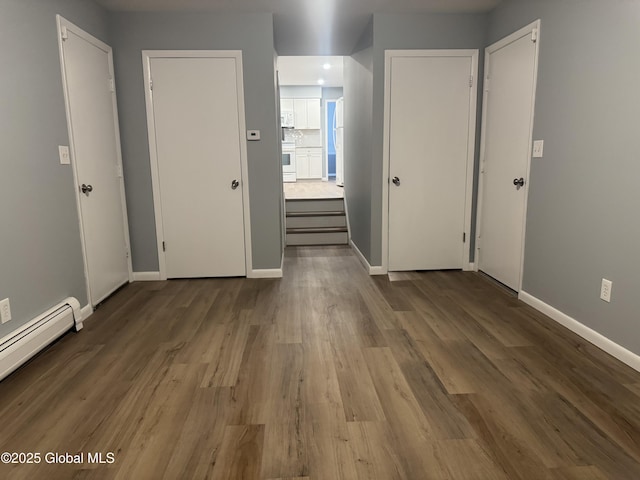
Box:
[317,79,325,85]
[323,63,331,70]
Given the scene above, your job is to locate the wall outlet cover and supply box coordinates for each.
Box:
[0,298,11,324]
[600,278,612,303]
[58,145,70,164]
[532,140,544,158]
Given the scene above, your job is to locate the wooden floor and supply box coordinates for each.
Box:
[1,246,640,479]
[284,179,344,199]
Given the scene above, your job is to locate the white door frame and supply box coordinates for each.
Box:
[324,99,338,182]
[56,15,133,308]
[381,49,479,273]
[475,20,541,292]
[142,50,252,280]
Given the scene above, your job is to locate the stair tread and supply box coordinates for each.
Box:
[286,226,348,234]
[285,197,344,202]
[286,211,345,217]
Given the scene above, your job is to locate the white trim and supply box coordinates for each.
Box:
[343,190,352,242]
[350,239,371,272]
[0,298,82,381]
[382,49,479,273]
[519,291,640,373]
[248,251,284,279]
[324,99,339,181]
[79,304,93,327]
[369,266,387,276]
[475,20,541,292]
[350,239,387,275]
[248,268,283,279]
[465,262,476,272]
[142,50,252,280]
[56,16,133,308]
[132,272,162,282]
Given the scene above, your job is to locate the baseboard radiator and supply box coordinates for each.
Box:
[0,297,82,381]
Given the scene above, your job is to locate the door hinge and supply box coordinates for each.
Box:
[484,78,490,92]
[61,26,69,41]
[531,28,538,43]
[149,78,153,91]
[162,241,166,252]
[469,75,473,88]
[116,164,123,178]
[126,248,130,259]
[109,78,115,93]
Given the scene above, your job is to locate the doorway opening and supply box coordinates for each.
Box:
[277,56,348,246]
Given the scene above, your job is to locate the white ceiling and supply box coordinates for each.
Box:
[95,0,502,54]
[278,56,344,87]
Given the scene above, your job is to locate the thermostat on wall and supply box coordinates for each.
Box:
[247,130,261,141]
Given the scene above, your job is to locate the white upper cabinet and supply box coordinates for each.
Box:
[306,99,321,129]
[280,98,294,114]
[285,98,321,129]
[293,99,308,128]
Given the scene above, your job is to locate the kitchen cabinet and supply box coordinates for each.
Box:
[280,98,294,114]
[296,148,322,179]
[292,98,321,129]
[306,99,321,129]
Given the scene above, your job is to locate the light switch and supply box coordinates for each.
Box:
[59,145,70,164]
[247,130,261,141]
[532,140,544,158]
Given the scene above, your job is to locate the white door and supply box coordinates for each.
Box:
[477,22,540,291]
[58,17,131,306]
[387,51,477,271]
[144,53,248,278]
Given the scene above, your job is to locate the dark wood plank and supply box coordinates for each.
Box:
[1,247,639,479]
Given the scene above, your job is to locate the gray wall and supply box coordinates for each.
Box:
[0,0,107,338]
[344,42,374,261]
[108,12,282,272]
[347,13,488,266]
[488,0,640,354]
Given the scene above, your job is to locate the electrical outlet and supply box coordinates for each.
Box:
[600,279,612,303]
[58,145,70,165]
[0,298,11,324]
[532,140,544,158]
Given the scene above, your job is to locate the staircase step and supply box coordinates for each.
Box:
[286,226,348,234]
[285,198,345,213]
[286,211,345,217]
[286,215,347,229]
[286,230,349,246]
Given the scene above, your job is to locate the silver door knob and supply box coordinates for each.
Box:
[231,179,240,190]
[81,184,93,195]
[392,176,400,186]
[513,177,525,188]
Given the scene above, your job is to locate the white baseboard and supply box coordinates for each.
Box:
[350,239,387,276]
[248,252,284,278]
[77,304,93,330]
[465,262,476,272]
[132,271,161,282]
[369,265,387,275]
[248,268,283,279]
[519,290,640,373]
